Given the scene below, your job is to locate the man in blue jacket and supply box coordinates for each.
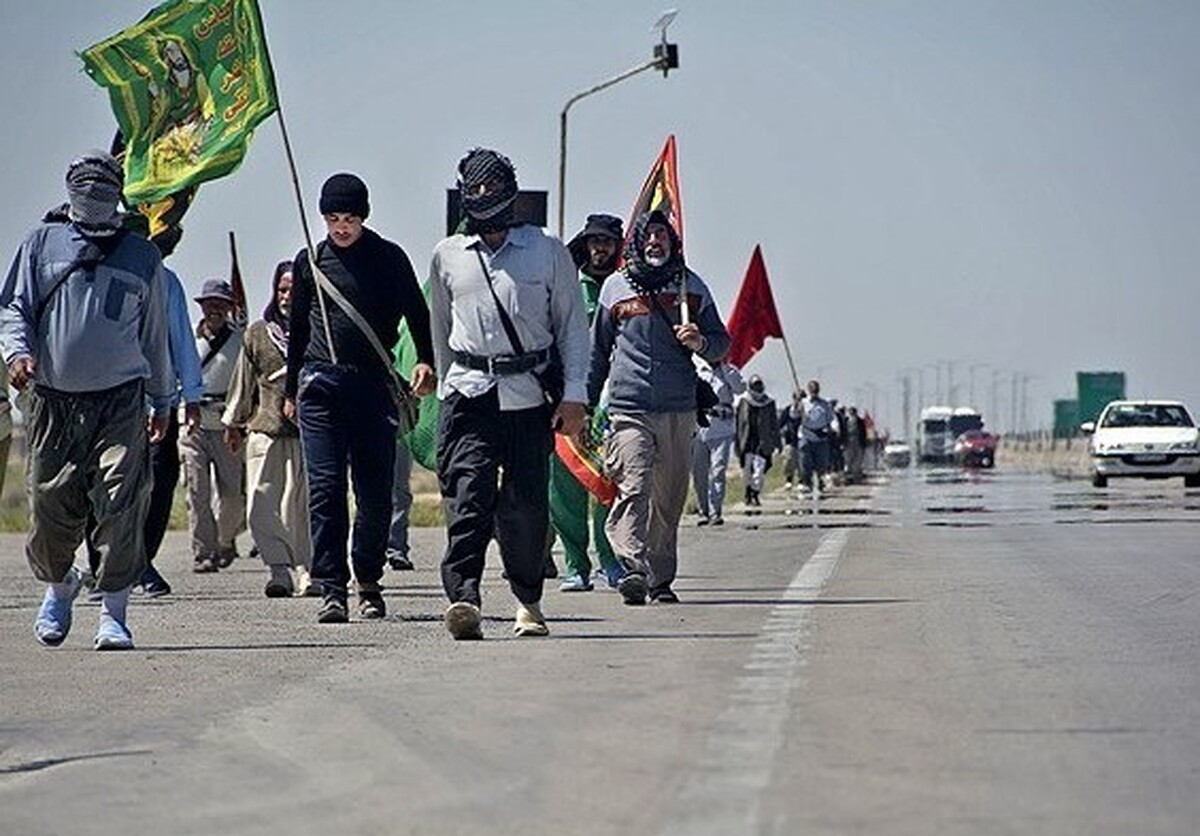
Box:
[0,150,172,650]
[587,210,730,605]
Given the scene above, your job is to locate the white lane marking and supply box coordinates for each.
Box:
[662,528,850,836]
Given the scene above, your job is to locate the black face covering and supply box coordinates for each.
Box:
[623,209,683,294]
[457,148,518,234]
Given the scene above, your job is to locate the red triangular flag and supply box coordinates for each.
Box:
[726,245,784,368]
[624,135,684,258]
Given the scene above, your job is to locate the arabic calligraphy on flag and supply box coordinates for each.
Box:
[80,0,278,204]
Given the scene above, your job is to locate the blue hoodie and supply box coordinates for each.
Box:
[588,267,730,414]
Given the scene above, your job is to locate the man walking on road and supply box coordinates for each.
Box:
[182,278,244,573]
[588,210,730,605]
[692,359,745,525]
[431,148,589,639]
[801,379,836,492]
[285,172,436,624]
[0,150,172,650]
[736,374,780,508]
[554,213,628,592]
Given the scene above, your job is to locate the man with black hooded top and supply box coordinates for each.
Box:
[284,172,435,624]
[587,210,730,605]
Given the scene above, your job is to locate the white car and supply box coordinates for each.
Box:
[1082,400,1200,488]
[882,439,912,468]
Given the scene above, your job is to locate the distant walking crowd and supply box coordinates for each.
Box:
[1,147,871,650]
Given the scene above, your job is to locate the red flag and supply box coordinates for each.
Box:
[624,134,684,257]
[726,245,784,369]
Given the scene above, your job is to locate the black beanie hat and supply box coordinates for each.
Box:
[319,173,369,219]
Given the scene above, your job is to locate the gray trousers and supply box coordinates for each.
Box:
[605,411,693,592]
[387,440,413,560]
[691,433,732,519]
[25,381,150,591]
[179,427,245,558]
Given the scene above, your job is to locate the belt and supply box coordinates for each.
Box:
[708,405,734,419]
[453,348,549,375]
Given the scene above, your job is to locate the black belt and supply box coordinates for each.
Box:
[708,405,734,419]
[453,348,549,375]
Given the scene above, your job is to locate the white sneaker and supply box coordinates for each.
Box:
[513,603,549,637]
[295,566,319,597]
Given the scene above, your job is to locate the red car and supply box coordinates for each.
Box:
[954,430,997,469]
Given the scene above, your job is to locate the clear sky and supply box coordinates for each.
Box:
[2,1,1198,435]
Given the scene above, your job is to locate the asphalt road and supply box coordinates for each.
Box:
[1,467,1198,835]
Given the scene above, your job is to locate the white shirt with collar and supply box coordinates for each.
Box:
[428,224,589,412]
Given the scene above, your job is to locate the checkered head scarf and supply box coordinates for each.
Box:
[65,151,124,238]
[457,148,518,233]
[623,209,683,294]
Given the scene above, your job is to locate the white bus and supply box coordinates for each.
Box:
[918,406,983,463]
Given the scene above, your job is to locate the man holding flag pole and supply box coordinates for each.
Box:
[587,137,730,606]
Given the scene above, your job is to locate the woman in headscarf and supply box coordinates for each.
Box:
[223,261,314,597]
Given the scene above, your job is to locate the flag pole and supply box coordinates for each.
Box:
[780,331,802,396]
[273,104,337,361]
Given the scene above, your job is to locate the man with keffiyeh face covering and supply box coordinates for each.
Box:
[587,210,731,606]
[429,147,590,640]
[0,150,172,650]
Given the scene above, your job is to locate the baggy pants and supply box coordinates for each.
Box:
[25,381,150,591]
[437,388,552,607]
[246,432,311,570]
[605,411,693,593]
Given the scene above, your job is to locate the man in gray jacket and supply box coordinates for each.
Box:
[0,151,172,650]
[588,210,730,605]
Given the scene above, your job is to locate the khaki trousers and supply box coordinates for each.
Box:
[246,432,310,569]
[604,411,694,592]
[179,427,245,558]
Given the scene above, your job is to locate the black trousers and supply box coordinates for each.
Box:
[437,388,552,607]
[298,364,398,595]
[144,410,181,564]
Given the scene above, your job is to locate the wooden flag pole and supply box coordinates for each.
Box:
[780,331,803,396]
[274,106,337,362]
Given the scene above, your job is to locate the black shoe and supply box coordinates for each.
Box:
[618,573,648,606]
[214,547,239,569]
[193,554,218,574]
[358,591,386,620]
[140,565,172,598]
[711,516,725,526]
[650,587,680,604]
[697,516,710,527]
[387,554,414,571]
[543,558,559,580]
[317,593,349,624]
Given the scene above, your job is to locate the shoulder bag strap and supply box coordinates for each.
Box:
[308,254,410,399]
[473,248,527,355]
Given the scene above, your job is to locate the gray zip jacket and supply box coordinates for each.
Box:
[0,222,172,412]
[588,267,730,414]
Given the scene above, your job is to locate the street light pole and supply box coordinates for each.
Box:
[556,13,679,237]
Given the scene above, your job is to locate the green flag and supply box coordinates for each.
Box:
[394,281,440,470]
[80,0,278,205]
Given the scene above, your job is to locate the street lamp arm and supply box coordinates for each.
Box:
[557,55,669,237]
